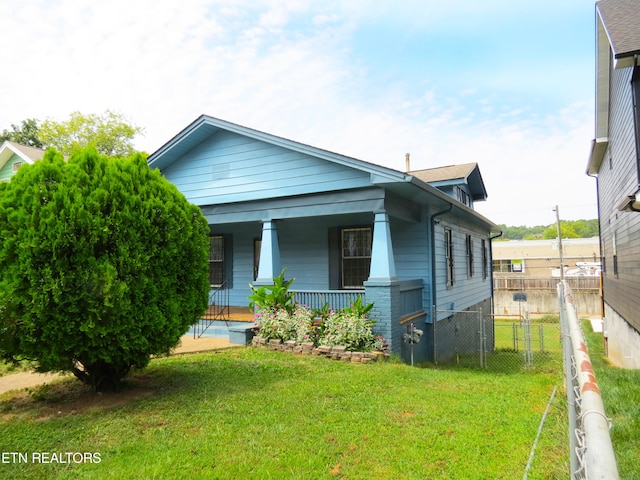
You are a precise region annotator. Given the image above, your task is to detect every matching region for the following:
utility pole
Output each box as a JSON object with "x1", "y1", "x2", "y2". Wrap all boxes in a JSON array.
[{"x1": 553, "y1": 205, "x2": 564, "y2": 281}]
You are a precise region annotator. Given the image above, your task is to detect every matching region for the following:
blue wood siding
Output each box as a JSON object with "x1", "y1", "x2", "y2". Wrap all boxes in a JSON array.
[
  {"x1": 215, "y1": 213, "x2": 375, "y2": 307},
  {"x1": 162, "y1": 130, "x2": 371, "y2": 206},
  {"x1": 390, "y1": 216, "x2": 430, "y2": 283},
  {"x1": 434, "y1": 217, "x2": 492, "y2": 320}
]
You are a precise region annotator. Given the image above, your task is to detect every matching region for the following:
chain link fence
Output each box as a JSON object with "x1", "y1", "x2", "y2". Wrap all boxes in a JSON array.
[{"x1": 433, "y1": 309, "x2": 561, "y2": 372}]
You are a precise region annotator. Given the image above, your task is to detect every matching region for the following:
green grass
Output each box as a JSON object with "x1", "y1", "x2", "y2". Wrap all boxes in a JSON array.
[
  {"x1": 0, "y1": 347, "x2": 567, "y2": 479},
  {"x1": 582, "y1": 322, "x2": 640, "y2": 479}
]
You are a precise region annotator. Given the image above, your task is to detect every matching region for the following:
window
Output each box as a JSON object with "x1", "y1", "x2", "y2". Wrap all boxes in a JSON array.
[
  {"x1": 341, "y1": 227, "x2": 372, "y2": 289},
  {"x1": 482, "y1": 239, "x2": 488, "y2": 279},
  {"x1": 445, "y1": 227, "x2": 454, "y2": 287},
  {"x1": 209, "y1": 235, "x2": 225, "y2": 287},
  {"x1": 612, "y1": 233, "x2": 618, "y2": 278},
  {"x1": 12, "y1": 161, "x2": 23, "y2": 173},
  {"x1": 466, "y1": 234, "x2": 474, "y2": 278},
  {"x1": 454, "y1": 186, "x2": 471, "y2": 207},
  {"x1": 492, "y1": 259, "x2": 524, "y2": 273},
  {"x1": 631, "y1": 66, "x2": 640, "y2": 169}
]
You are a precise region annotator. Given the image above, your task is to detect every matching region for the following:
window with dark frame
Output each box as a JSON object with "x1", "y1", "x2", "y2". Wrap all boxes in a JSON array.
[
  {"x1": 612, "y1": 233, "x2": 618, "y2": 278},
  {"x1": 482, "y1": 239, "x2": 488, "y2": 279},
  {"x1": 445, "y1": 227, "x2": 454, "y2": 287},
  {"x1": 631, "y1": 66, "x2": 640, "y2": 171},
  {"x1": 466, "y1": 234, "x2": 474, "y2": 278},
  {"x1": 341, "y1": 227, "x2": 372, "y2": 289},
  {"x1": 209, "y1": 235, "x2": 225, "y2": 287}
]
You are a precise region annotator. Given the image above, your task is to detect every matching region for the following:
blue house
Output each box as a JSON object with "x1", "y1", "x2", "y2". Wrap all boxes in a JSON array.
[{"x1": 147, "y1": 115, "x2": 501, "y2": 363}]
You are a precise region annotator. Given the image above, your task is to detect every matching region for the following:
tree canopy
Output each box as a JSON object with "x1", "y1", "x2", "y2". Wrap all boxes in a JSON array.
[
  {"x1": 0, "y1": 147, "x2": 210, "y2": 391},
  {"x1": 497, "y1": 219, "x2": 599, "y2": 240},
  {"x1": 1, "y1": 111, "x2": 144, "y2": 157},
  {"x1": 0, "y1": 118, "x2": 43, "y2": 148},
  {"x1": 38, "y1": 110, "x2": 144, "y2": 156}
]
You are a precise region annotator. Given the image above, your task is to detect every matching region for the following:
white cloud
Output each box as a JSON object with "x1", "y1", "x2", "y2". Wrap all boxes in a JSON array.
[{"x1": 2, "y1": 0, "x2": 597, "y2": 226}]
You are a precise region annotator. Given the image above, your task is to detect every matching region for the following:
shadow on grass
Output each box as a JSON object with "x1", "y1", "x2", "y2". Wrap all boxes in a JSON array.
[{"x1": 0, "y1": 348, "x2": 292, "y2": 419}]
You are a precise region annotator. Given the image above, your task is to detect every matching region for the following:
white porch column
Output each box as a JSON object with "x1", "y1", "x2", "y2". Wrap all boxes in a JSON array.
[
  {"x1": 368, "y1": 212, "x2": 397, "y2": 281},
  {"x1": 256, "y1": 220, "x2": 281, "y2": 283}
]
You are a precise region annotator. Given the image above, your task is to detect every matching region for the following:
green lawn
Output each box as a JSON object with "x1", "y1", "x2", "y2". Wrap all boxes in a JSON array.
[
  {"x1": 0, "y1": 346, "x2": 567, "y2": 479},
  {"x1": 582, "y1": 322, "x2": 640, "y2": 479}
]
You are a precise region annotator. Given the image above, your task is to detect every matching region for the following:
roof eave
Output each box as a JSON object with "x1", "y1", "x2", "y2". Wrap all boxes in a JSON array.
[{"x1": 587, "y1": 137, "x2": 609, "y2": 175}]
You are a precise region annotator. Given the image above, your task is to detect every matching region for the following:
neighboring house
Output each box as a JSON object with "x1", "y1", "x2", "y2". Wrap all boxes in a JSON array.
[
  {"x1": 0, "y1": 141, "x2": 45, "y2": 182},
  {"x1": 587, "y1": 0, "x2": 640, "y2": 368},
  {"x1": 148, "y1": 115, "x2": 501, "y2": 363}
]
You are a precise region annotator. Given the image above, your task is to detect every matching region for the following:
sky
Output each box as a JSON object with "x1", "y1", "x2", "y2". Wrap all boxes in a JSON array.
[{"x1": 2, "y1": 0, "x2": 599, "y2": 227}]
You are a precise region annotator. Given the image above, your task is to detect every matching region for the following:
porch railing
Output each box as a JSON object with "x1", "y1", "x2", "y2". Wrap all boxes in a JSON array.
[
  {"x1": 399, "y1": 279, "x2": 424, "y2": 319},
  {"x1": 292, "y1": 290, "x2": 364, "y2": 311},
  {"x1": 293, "y1": 279, "x2": 424, "y2": 319},
  {"x1": 193, "y1": 281, "x2": 230, "y2": 338}
]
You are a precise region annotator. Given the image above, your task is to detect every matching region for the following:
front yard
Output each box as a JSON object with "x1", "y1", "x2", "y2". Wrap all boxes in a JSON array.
[{"x1": 0, "y1": 346, "x2": 566, "y2": 479}]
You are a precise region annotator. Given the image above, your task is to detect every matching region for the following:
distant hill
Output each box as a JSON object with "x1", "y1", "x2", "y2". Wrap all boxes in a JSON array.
[{"x1": 497, "y1": 219, "x2": 599, "y2": 240}]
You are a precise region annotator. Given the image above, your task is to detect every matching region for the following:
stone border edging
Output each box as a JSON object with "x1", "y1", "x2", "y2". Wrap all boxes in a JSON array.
[{"x1": 251, "y1": 336, "x2": 388, "y2": 363}]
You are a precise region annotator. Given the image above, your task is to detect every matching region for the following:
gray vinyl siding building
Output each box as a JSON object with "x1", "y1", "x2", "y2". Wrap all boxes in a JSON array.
[{"x1": 587, "y1": 0, "x2": 640, "y2": 368}]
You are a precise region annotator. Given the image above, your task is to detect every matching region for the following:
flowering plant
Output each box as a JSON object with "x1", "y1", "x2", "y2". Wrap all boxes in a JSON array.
[
  {"x1": 250, "y1": 275, "x2": 387, "y2": 352},
  {"x1": 321, "y1": 311, "x2": 385, "y2": 352}
]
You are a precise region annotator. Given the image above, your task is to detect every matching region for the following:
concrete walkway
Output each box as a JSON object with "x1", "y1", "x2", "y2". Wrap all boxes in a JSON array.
[{"x1": 0, "y1": 335, "x2": 238, "y2": 395}]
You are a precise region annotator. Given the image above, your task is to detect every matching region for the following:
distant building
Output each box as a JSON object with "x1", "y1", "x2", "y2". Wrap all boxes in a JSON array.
[
  {"x1": 586, "y1": 0, "x2": 640, "y2": 368},
  {"x1": 492, "y1": 238, "x2": 601, "y2": 279}
]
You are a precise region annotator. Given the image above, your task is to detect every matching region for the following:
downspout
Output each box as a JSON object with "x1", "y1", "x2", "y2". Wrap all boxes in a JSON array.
[
  {"x1": 489, "y1": 230, "x2": 503, "y2": 324},
  {"x1": 429, "y1": 203, "x2": 453, "y2": 362},
  {"x1": 587, "y1": 169, "x2": 606, "y2": 322}
]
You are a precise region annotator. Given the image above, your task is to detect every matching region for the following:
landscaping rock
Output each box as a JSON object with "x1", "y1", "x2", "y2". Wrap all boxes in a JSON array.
[{"x1": 251, "y1": 338, "x2": 386, "y2": 364}]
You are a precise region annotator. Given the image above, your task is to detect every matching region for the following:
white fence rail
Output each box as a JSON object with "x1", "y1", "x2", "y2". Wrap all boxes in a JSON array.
[{"x1": 558, "y1": 281, "x2": 618, "y2": 479}]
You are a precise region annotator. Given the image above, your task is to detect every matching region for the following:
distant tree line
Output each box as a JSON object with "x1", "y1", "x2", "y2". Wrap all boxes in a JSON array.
[{"x1": 497, "y1": 219, "x2": 599, "y2": 240}]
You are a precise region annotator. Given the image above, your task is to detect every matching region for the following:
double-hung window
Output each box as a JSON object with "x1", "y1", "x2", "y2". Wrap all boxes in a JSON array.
[
  {"x1": 209, "y1": 235, "x2": 225, "y2": 287},
  {"x1": 466, "y1": 234, "x2": 474, "y2": 278},
  {"x1": 341, "y1": 227, "x2": 372, "y2": 289},
  {"x1": 445, "y1": 227, "x2": 454, "y2": 288},
  {"x1": 482, "y1": 239, "x2": 488, "y2": 279}
]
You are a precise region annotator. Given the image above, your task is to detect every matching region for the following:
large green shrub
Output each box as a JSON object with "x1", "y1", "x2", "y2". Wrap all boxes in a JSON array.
[{"x1": 0, "y1": 147, "x2": 210, "y2": 391}]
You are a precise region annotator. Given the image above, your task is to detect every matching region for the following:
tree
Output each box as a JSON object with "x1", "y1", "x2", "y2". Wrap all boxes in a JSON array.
[
  {"x1": 542, "y1": 222, "x2": 580, "y2": 239},
  {"x1": 0, "y1": 118, "x2": 43, "y2": 148},
  {"x1": 38, "y1": 110, "x2": 144, "y2": 157},
  {"x1": 0, "y1": 147, "x2": 210, "y2": 391}
]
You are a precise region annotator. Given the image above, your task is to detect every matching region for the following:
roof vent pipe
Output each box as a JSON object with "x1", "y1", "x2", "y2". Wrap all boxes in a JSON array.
[{"x1": 405, "y1": 153, "x2": 410, "y2": 172}]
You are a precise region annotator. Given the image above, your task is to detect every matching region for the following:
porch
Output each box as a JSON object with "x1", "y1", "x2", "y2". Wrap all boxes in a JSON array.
[{"x1": 192, "y1": 279, "x2": 426, "y2": 353}]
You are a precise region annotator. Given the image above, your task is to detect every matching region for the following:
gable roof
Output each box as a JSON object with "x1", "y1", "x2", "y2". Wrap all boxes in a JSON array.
[
  {"x1": 148, "y1": 114, "x2": 500, "y2": 232},
  {"x1": 0, "y1": 140, "x2": 46, "y2": 171},
  {"x1": 409, "y1": 163, "x2": 488, "y2": 201},
  {"x1": 148, "y1": 114, "x2": 405, "y2": 183}
]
